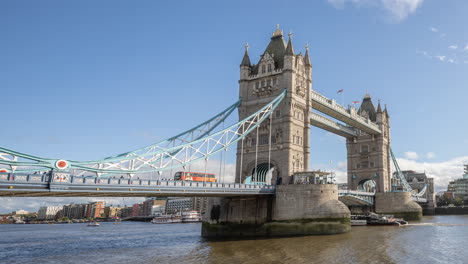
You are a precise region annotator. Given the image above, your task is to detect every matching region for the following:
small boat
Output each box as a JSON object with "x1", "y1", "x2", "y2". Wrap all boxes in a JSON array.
[
  {"x1": 87, "y1": 222, "x2": 100, "y2": 226},
  {"x1": 14, "y1": 220, "x2": 26, "y2": 224}
]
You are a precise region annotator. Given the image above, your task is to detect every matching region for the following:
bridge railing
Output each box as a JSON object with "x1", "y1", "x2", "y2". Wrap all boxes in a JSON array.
[{"x1": 0, "y1": 172, "x2": 276, "y2": 191}]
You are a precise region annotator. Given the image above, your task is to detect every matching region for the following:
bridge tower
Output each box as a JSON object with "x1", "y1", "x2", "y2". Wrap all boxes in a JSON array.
[
  {"x1": 346, "y1": 95, "x2": 392, "y2": 193},
  {"x1": 235, "y1": 26, "x2": 312, "y2": 185}
]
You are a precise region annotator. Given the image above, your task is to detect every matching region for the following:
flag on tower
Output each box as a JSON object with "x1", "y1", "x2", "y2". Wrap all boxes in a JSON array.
[
  {"x1": 352, "y1": 101, "x2": 360, "y2": 104},
  {"x1": 337, "y1": 89, "x2": 344, "y2": 93}
]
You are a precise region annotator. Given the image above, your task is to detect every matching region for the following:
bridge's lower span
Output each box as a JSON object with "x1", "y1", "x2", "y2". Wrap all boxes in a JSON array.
[{"x1": 0, "y1": 173, "x2": 275, "y2": 197}]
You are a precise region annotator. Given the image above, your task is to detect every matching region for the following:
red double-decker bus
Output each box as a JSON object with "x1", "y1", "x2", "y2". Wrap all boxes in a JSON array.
[{"x1": 174, "y1": 171, "x2": 216, "y2": 182}]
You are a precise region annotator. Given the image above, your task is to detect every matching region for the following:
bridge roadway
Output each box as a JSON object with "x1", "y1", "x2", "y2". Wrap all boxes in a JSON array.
[
  {"x1": 0, "y1": 173, "x2": 275, "y2": 197},
  {"x1": 0, "y1": 172, "x2": 426, "y2": 203}
]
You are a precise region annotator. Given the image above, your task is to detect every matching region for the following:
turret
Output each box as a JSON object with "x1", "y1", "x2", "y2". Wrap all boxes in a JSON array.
[
  {"x1": 284, "y1": 33, "x2": 295, "y2": 71},
  {"x1": 240, "y1": 43, "x2": 251, "y2": 80}
]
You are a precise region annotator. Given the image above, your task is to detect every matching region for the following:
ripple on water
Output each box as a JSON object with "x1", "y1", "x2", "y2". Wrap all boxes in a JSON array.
[{"x1": 1, "y1": 216, "x2": 467, "y2": 264}]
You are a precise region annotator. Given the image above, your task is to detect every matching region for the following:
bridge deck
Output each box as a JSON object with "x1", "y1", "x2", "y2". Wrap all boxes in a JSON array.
[{"x1": 0, "y1": 173, "x2": 275, "y2": 197}]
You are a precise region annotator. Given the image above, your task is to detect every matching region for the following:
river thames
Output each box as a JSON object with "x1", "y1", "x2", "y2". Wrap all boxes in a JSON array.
[{"x1": 1, "y1": 215, "x2": 467, "y2": 264}]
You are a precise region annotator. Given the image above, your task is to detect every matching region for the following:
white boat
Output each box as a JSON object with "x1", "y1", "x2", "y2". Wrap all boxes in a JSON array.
[
  {"x1": 182, "y1": 211, "x2": 201, "y2": 223},
  {"x1": 87, "y1": 222, "x2": 100, "y2": 226},
  {"x1": 14, "y1": 220, "x2": 26, "y2": 224},
  {"x1": 151, "y1": 214, "x2": 182, "y2": 224}
]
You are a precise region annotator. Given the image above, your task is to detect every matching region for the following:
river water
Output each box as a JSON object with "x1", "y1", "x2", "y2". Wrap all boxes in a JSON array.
[{"x1": 0, "y1": 215, "x2": 467, "y2": 264}]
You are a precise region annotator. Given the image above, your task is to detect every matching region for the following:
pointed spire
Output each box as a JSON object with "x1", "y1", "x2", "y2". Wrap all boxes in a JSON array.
[
  {"x1": 285, "y1": 32, "x2": 294, "y2": 56},
  {"x1": 377, "y1": 99, "x2": 382, "y2": 113},
  {"x1": 240, "y1": 43, "x2": 251, "y2": 67},
  {"x1": 384, "y1": 104, "x2": 390, "y2": 118},
  {"x1": 304, "y1": 43, "x2": 311, "y2": 66}
]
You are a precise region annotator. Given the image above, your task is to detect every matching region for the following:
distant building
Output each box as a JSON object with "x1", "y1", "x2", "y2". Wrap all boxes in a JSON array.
[
  {"x1": 192, "y1": 197, "x2": 209, "y2": 216},
  {"x1": 104, "y1": 206, "x2": 122, "y2": 218},
  {"x1": 60, "y1": 203, "x2": 88, "y2": 219},
  {"x1": 38, "y1": 206, "x2": 62, "y2": 220},
  {"x1": 165, "y1": 198, "x2": 193, "y2": 214},
  {"x1": 464, "y1": 164, "x2": 468, "y2": 179},
  {"x1": 132, "y1": 203, "x2": 141, "y2": 217},
  {"x1": 85, "y1": 202, "x2": 105, "y2": 218},
  {"x1": 12, "y1": 210, "x2": 32, "y2": 215},
  {"x1": 120, "y1": 206, "x2": 134, "y2": 218},
  {"x1": 142, "y1": 198, "x2": 166, "y2": 216},
  {"x1": 151, "y1": 205, "x2": 165, "y2": 215}
]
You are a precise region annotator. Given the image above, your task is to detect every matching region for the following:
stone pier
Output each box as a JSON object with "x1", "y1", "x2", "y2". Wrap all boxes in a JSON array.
[
  {"x1": 375, "y1": 192, "x2": 422, "y2": 221},
  {"x1": 201, "y1": 184, "x2": 351, "y2": 238}
]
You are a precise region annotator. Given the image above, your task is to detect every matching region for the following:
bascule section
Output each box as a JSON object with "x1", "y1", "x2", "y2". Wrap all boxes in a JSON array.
[{"x1": 236, "y1": 26, "x2": 311, "y2": 186}]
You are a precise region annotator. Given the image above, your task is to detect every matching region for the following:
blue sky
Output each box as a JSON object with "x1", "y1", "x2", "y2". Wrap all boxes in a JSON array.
[{"x1": 1, "y1": 0, "x2": 468, "y2": 212}]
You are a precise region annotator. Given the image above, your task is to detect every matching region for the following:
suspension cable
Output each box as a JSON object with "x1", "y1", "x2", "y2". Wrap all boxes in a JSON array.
[
  {"x1": 240, "y1": 137, "x2": 244, "y2": 184},
  {"x1": 254, "y1": 116, "x2": 259, "y2": 183}
]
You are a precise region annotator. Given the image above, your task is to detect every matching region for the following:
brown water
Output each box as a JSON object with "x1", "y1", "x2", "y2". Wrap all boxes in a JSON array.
[{"x1": 1, "y1": 215, "x2": 467, "y2": 264}]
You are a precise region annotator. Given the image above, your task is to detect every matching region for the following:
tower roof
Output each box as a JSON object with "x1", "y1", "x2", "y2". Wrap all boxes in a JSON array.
[
  {"x1": 377, "y1": 100, "x2": 382, "y2": 113},
  {"x1": 285, "y1": 33, "x2": 294, "y2": 56},
  {"x1": 240, "y1": 43, "x2": 251, "y2": 67},
  {"x1": 358, "y1": 93, "x2": 377, "y2": 122},
  {"x1": 252, "y1": 26, "x2": 287, "y2": 74},
  {"x1": 304, "y1": 44, "x2": 311, "y2": 67}
]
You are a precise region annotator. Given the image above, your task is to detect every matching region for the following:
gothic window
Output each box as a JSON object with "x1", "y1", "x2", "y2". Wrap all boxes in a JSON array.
[
  {"x1": 275, "y1": 110, "x2": 281, "y2": 118},
  {"x1": 262, "y1": 65, "x2": 266, "y2": 74},
  {"x1": 271, "y1": 134, "x2": 276, "y2": 144},
  {"x1": 255, "y1": 82, "x2": 260, "y2": 89},
  {"x1": 258, "y1": 134, "x2": 269, "y2": 145},
  {"x1": 370, "y1": 161, "x2": 375, "y2": 168},
  {"x1": 361, "y1": 145, "x2": 369, "y2": 153},
  {"x1": 357, "y1": 164, "x2": 361, "y2": 169},
  {"x1": 273, "y1": 78, "x2": 278, "y2": 85},
  {"x1": 267, "y1": 64, "x2": 272, "y2": 72},
  {"x1": 361, "y1": 161, "x2": 368, "y2": 168},
  {"x1": 261, "y1": 80, "x2": 265, "y2": 87},
  {"x1": 267, "y1": 79, "x2": 271, "y2": 86}
]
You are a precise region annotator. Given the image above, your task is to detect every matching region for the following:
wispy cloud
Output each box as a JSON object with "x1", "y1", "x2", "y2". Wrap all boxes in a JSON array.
[
  {"x1": 449, "y1": 45, "x2": 458, "y2": 50},
  {"x1": 430, "y1": 27, "x2": 438, "y2": 33},
  {"x1": 426, "y1": 152, "x2": 436, "y2": 159},
  {"x1": 404, "y1": 151, "x2": 419, "y2": 160},
  {"x1": 327, "y1": 0, "x2": 425, "y2": 22}
]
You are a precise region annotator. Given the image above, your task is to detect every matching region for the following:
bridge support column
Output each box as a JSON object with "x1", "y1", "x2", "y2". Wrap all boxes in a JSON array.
[
  {"x1": 202, "y1": 184, "x2": 350, "y2": 238},
  {"x1": 375, "y1": 192, "x2": 422, "y2": 221}
]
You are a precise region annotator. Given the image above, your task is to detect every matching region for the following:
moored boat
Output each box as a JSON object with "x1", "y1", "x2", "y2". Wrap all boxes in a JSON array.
[{"x1": 182, "y1": 211, "x2": 201, "y2": 223}]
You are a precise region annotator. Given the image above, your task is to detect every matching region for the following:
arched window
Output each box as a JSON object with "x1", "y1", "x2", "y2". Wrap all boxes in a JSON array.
[
  {"x1": 262, "y1": 65, "x2": 266, "y2": 73},
  {"x1": 267, "y1": 64, "x2": 272, "y2": 72}
]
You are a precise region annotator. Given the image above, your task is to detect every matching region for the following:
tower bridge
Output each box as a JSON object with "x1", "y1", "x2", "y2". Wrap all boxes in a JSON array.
[{"x1": 0, "y1": 26, "x2": 424, "y2": 237}]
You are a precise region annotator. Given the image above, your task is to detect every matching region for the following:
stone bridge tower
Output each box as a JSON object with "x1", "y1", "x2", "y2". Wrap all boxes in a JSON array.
[
  {"x1": 346, "y1": 95, "x2": 392, "y2": 193},
  {"x1": 235, "y1": 27, "x2": 312, "y2": 185}
]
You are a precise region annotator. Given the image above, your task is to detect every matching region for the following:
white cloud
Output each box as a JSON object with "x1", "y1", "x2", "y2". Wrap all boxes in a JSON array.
[
  {"x1": 404, "y1": 151, "x2": 419, "y2": 160},
  {"x1": 426, "y1": 152, "x2": 436, "y2": 159},
  {"x1": 396, "y1": 156, "x2": 468, "y2": 191},
  {"x1": 447, "y1": 59, "x2": 455, "y2": 64},
  {"x1": 465, "y1": 45, "x2": 468, "y2": 51},
  {"x1": 435, "y1": 55, "x2": 446, "y2": 61},
  {"x1": 381, "y1": 0, "x2": 424, "y2": 21},
  {"x1": 327, "y1": 0, "x2": 425, "y2": 21},
  {"x1": 449, "y1": 45, "x2": 458, "y2": 50},
  {"x1": 430, "y1": 27, "x2": 438, "y2": 33}
]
